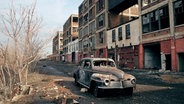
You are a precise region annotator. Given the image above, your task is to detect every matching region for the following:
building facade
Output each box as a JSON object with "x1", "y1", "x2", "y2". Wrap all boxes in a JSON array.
[
  {"x1": 78, "y1": 0, "x2": 108, "y2": 61},
  {"x1": 68, "y1": 39, "x2": 79, "y2": 63},
  {"x1": 139, "y1": 0, "x2": 184, "y2": 71},
  {"x1": 107, "y1": 0, "x2": 139, "y2": 68},
  {"x1": 75, "y1": 0, "x2": 184, "y2": 71},
  {"x1": 63, "y1": 14, "x2": 79, "y2": 63},
  {"x1": 52, "y1": 31, "x2": 63, "y2": 61}
]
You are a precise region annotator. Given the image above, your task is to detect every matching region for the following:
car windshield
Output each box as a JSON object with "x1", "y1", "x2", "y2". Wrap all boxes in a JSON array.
[{"x1": 93, "y1": 60, "x2": 116, "y2": 67}]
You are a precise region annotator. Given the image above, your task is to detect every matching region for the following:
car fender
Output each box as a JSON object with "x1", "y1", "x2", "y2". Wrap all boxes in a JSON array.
[{"x1": 90, "y1": 73, "x2": 103, "y2": 82}]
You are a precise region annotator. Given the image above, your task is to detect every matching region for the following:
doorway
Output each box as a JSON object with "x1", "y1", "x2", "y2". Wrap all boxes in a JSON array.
[
  {"x1": 144, "y1": 44, "x2": 161, "y2": 69},
  {"x1": 72, "y1": 52, "x2": 75, "y2": 63},
  {"x1": 178, "y1": 53, "x2": 184, "y2": 72},
  {"x1": 165, "y1": 54, "x2": 171, "y2": 70}
]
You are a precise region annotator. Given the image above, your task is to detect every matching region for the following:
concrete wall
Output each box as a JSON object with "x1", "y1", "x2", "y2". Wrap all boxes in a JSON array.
[{"x1": 107, "y1": 19, "x2": 140, "y2": 49}]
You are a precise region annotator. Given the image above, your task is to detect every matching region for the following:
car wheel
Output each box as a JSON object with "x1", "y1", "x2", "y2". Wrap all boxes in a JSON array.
[
  {"x1": 93, "y1": 85, "x2": 102, "y2": 97},
  {"x1": 124, "y1": 87, "x2": 133, "y2": 96}
]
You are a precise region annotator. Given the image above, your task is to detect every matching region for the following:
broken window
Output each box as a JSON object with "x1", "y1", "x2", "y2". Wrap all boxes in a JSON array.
[
  {"x1": 89, "y1": 8, "x2": 92, "y2": 21},
  {"x1": 84, "y1": 0, "x2": 88, "y2": 10},
  {"x1": 89, "y1": 0, "x2": 92, "y2": 6},
  {"x1": 118, "y1": 27, "x2": 122, "y2": 41},
  {"x1": 99, "y1": 31, "x2": 104, "y2": 44},
  {"x1": 112, "y1": 30, "x2": 116, "y2": 42},
  {"x1": 96, "y1": 0, "x2": 104, "y2": 12},
  {"x1": 84, "y1": 13, "x2": 88, "y2": 24},
  {"x1": 160, "y1": 6, "x2": 169, "y2": 29},
  {"x1": 97, "y1": 13, "x2": 105, "y2": 29},
  {"x1": 150, "y1": 10, "x2": 159, "y2": 31},
  {"x1": 92, "y1": 36, "x2": 95, "y2": 48},
  {"x1": 73, "y1": 27, "x2": 78, "y2": 32},
  {"x1": 83, "y1": 26, "x2": 88, "y2": 36},
  {"x1": 73, "y1": 17, "x2": 78, "y2": 22},
  {"x1": 83, "y1": 40, "x2": 88, "y2": 48},
  {"x1": 89, "y1": 6, "x2": 95, "y2": 21},
  {"x1": 142, "y1": 5, "x2": 169, "y2": 34},
  {"x1": 142, "y1": 14, "x2": 150, "y2": 33},
  {"x1": 79, "y1": 16, "x2": 83, "y2": 27},
  {"x1": 174, "y1": 0, "x2": 184, "y2": 26},
  {"x1": 79, "y1": 4, "x2": 83, "y2": 14},
  {"x1": 89, "y1": 21, "x2": 95, "y2": 34},
  {"x1": 142, "y1": 0, "x2": 158, "y2": 7},
  {"x1": 79, "y1": 41, "x2": 82, "y2": 51},
  {"x1": 79, "y1": 29, "x2": 83, "y2": 38},
  {"x1": 126, "y1": 24, "x2": 130, "y2": 39}
]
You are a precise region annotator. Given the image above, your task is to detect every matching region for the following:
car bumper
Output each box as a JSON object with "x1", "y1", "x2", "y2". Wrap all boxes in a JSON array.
[{"x1": 98, "y1": 80, "x2": 136, "y2": 89}]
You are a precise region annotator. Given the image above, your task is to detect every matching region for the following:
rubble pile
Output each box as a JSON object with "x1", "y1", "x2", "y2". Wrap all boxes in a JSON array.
[{"x1": 11, "y1": 77, "x2": 79, "y2": 104}]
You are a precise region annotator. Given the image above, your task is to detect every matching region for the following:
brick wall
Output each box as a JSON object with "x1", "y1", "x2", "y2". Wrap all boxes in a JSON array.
[
  {"x1": 139, "y1": 44, "x2": 144, "y2": 69},
  {"x1": 176, "y1": 38, "x2": 184, "y2": 53},
  {"x1": 108, "y1": 13, "x2": 121, "y2": 28},
  {"x1": 161, "y1": 40, "x2": 171, "y2": 54}
]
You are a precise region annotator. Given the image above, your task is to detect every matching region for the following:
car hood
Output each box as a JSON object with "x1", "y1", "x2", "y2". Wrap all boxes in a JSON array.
[{"x1": 93, "y1": 66, "x2": 125, "y2": 78}]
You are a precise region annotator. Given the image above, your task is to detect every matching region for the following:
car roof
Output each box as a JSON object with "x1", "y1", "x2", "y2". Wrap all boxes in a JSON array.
[{"x1": 82, "y1": 58, "x2": 114, "y2": 61}]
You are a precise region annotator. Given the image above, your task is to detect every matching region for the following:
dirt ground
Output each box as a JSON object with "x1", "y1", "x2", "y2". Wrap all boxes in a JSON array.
[
  {"x1": 9, "y1": 72, "x2": 78, "y2": 104},
  {"x1": 2, "y1": 61, "x2": 184, "y2": 104},
  {"x1": 160, "y1": 74, "x2": 184, "y2": 83}
]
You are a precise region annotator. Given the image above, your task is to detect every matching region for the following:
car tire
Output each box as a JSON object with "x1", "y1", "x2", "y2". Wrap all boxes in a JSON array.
[
  {"x1": 92, "y1": 85, "x2": 102, "y2": 97},
  {"x1": 124, "y1": 87, "x2": 133, "y2": 96}
]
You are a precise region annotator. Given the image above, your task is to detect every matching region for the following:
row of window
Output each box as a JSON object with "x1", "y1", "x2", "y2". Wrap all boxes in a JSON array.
[
  {"x1": 142, "y1": 0, "x2": 184, "y2": 34},
  {"x1": 142, "y1": 0, "x2": 157, "y2": 7},
  {"x1": 64, "y1": 17, "x2": 77, "y2": 31},
  {"x1": 79, "y1": 13, "x2": 104, "y2": 40},
  {"x1": 79, "y1": 11, "x2": 105, "y2": 29},
  {"x1": 78, "y1": 37, "x2": 95, "y2": 51},
  {"x1": 174, "y1": 0, "x2": 184, "y2": 25},
  {"x1": 142, "y1": 5, "x2": 169, "y2": 33},
  {"x1": 63, "y1": 44, "x2": 79, "y2": 53},
  {"x1": 79, "y1": 0, "x2": 105, "y2": 28},
  {"x1": 80, "y1": 24, "x2": 131, "y2": 46},
  {"x1": 79, "y1": 0, "x2": 105, "y2": 15},
  {"x1": 111, "y1": 24, "x2": 130, "y2": 42}
]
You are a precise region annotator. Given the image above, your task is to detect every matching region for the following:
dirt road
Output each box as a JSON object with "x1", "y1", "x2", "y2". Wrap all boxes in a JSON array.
[{"x1": 9, "y1": 60, "x2": 184, "y2": 104}]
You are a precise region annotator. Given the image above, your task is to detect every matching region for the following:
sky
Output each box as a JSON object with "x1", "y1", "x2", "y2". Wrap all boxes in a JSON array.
[{"x1": 0, "y1": 0, "x2": 83, "y2": 56}]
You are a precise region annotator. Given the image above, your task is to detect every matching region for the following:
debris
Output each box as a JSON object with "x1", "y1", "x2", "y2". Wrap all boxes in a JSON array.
[
  {"x1": 54, "y1": 86, "x2": 58, "y2": 90},
  {"x1": 80, "y1": 88, "x2": 88, "y2": 93},
  {"x1": 73, "y1": 99, "x2": 79, "y2": 104},
  {"x1": 12, "y1": 95, "x2": 24, "y2": 102}
]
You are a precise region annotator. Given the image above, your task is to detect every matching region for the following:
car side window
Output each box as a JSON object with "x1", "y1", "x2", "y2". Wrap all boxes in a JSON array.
[
  {"x1": 81, "y1": 60, "x2": 85, "y2": 68},
  {"x1": 79, "y1": 60, "x2": 85, "y2": 68},
  {"x1": 84, "y1": 60, "x2": 91, "y2": 69}
]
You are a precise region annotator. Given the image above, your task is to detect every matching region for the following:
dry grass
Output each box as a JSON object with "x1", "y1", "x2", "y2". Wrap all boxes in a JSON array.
[{"x1": 161, "y1": 75, "x2": 184, "y2": 83}]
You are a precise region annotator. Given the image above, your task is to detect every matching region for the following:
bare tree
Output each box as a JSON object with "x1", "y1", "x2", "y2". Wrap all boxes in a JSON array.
[{"x1": 0, "y1": 1, "x2": 50, "y2": 100}]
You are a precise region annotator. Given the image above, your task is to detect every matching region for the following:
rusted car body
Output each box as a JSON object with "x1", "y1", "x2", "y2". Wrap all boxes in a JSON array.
[{"x1": 73, "y1": 58, "x2": 136, "y2": 97}]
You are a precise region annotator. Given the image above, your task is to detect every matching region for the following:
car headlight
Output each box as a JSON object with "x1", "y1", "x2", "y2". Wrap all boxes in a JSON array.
[
  {"x1": 92, "y1": 73, "x2": 118, "y2": 86},
  {"x1": 104, "y1": 79, "x2": 110, "y2": 86},
  {"x1": 131, "y1": 79, "x2": 136, "y2": 84}
]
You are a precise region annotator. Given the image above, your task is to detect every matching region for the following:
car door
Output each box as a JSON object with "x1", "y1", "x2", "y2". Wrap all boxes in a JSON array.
[
  {"x1": 83, "y1": 60, "x2": 93, "y2": 86},
  {"x1": 78, "y1": 60, "x2": 86, "y2": 84}
]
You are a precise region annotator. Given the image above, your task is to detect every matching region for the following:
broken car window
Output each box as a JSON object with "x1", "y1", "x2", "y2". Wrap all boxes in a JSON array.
[{"x1": 93, "y1": 60, "x2": 115, "y2": 67}]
